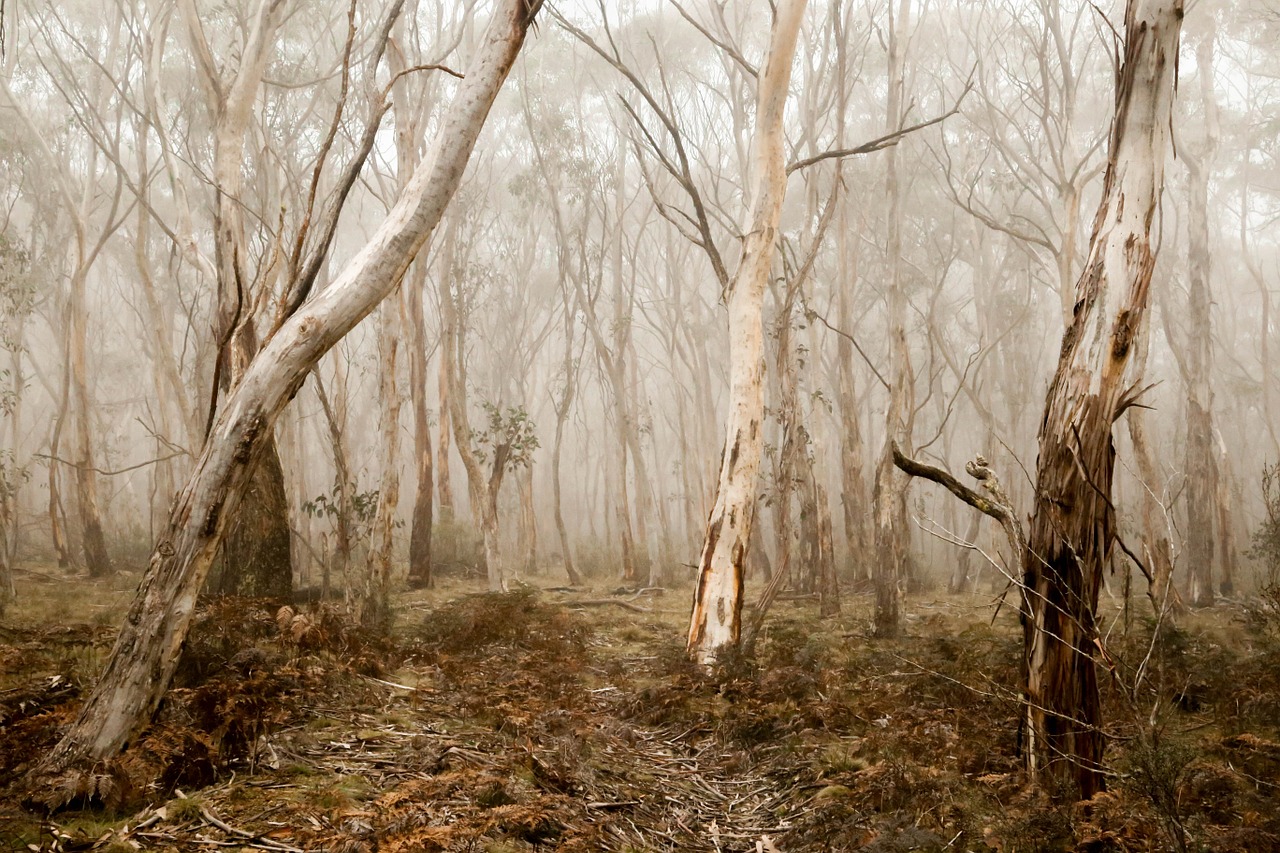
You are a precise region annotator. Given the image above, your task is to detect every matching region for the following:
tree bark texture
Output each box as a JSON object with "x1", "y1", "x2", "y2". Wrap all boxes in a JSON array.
[
  {"x1": 687, "y1": 0, "x2": 807, "y2": 665},
  {"x1": 1183, "y1": 23, "x2": 1219, "y2": 608},
  {"x1": 406, "y1": 264, "x2": 435, "y2": 589},
  {"x1": 208, "y1": 436, "x2": 291, "y2": 598},
  {"x1": 191, "y1": 0, "x2": 294, "y2": 600},
  {"x1": 871, "y1": 0, "x2": 913, "y2": 638},
  {"x1": 30, "y1": 0, "x2": 542, "y2": 777},
  {"x1": 357, "y1": 297, "x2": 402, "y2": 630},
  {"x1": 1021, "y1": 0, "x2": 1182, "y2": 800}
]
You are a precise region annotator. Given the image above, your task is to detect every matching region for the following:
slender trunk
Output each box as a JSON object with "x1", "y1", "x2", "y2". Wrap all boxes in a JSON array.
[
  {"x1": 688, "y1": 0, "x2": 806, "y2": 664},
  {"x1": 311, "y1": 364, "x2": 352, "y2": 599},
  {"x1": 438, "y1": 223, "x2": 503, "y2": 592},
  {"x1": 835, "y1": 231, "x2": 871, "y2": 577},
  {"x1": 815, "y1": 478, "x2": 839, "y2": 617},
  {"x1": 614, "y1": 399, "x2": 637, "y2": 582},
  {"x1": 872, "y1": 0, "x2": 913, "y2": 638},
  {"x1": 1021, "y1": 0, "x2": 1182, "y2": 799},
  {"x1": 1213, "y1": 454, "x2": 1237, "y2": 596},
  {"x1": 8, "y1": 324, "x2": 23, "y2": 570},
  {"x1": 68, "y1": 262, "x2": 111, "y2": 577},
  {"x1": 1128, "y1": 406, "x2": 1180, "y2": 614},
  {"x1": 48, "y1": 321, "x2": 75, "y2": 570},
  {"x1": 551, "y1": 398, "x2": 579, "y2": 584},
  {"x1": 1183, "y1": 25, "x2": 1219, "y2": 608},
  {"x1": 392, "y1": 31, "x2": 434, "y2": 592},
  {"x1": 436, "y1": 355, "x2": 455, "y2": 523},
  {"x1": 951, "y1": 510, "x2": 982, "y2": 594},
  {"x1": 406, "y1": 271, "x2": 435, "y2": 589},
  {"x1": 356, "y1": 298, "x2": 402, "y2": 629},
  {"x1": 517, "y1": 465, "x2": 536, "y2": 576}
]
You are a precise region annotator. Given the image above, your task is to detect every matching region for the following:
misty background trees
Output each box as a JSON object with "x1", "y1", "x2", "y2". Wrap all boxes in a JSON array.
[{"x1": 0, "y1": 0, "x2": 1276, "y2": 793}]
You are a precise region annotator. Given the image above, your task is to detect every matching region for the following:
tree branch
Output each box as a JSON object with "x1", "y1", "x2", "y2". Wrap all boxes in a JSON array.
[{"x1": 786, "y1": 78, "x2": 973, "y2": 175}]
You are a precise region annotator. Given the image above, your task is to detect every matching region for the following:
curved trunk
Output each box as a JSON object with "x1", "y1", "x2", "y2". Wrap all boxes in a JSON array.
[{"x1": 29, "y1": 0, "x2": 541, "y2": 777}]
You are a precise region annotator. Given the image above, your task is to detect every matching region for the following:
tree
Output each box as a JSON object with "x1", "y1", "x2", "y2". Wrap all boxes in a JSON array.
[
  {"x1": 1020, "y1": 0, "x2": 1183, "y2": 799},
  {"x1": 687, "y1": 0, "x2": 807, "y2": 665},
  {"x1": 870, "y1": 0, "x2": 915, "y2": 638},
  {"x1": 29, "y1": 0, "x2": 544, "y2": 783}
]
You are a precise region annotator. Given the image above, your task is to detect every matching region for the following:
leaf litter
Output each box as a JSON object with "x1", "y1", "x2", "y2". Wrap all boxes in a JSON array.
[{"x1": 1, "y1": 586, "x2": 1279, "y2": 851}]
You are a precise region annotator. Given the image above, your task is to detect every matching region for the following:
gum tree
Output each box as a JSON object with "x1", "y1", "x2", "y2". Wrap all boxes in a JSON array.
[{"x1": 29, "y1": 0, "x2": 544, "y2": 785}]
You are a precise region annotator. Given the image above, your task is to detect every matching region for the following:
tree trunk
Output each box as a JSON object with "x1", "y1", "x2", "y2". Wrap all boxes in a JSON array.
[
  {"x1": 1128, "y1": 396, "x2": 1180, "y2": 615},
  {"x1": 517, "y1": 464, "x2": 537, "y2": 576},
  {"x1": 1183, "y1": 23, "x2": 1219, "y2": 608},
  {"x1": 815, "y1": 478, "x2": 839, "y2": 617},
  {"x1": 29, "y1": 0, "x2": 541, "y2": 779},
  {"x1": 551, "y1": 386, "x2": 580, "y2": 584},
  {"x1": 835, "y1": 233, "x2": 872, "y2": 579},
  {"x1": 1021, "y1": 0, "x2": 1182, "y2": 800},
  {"x1": 195, "y1": 0, "x2": 293, "y2": 601},
  {"x1": 66, "y1": 232, "x2": 111, "y2": 577},
  {"x1": 211, "y1": 435, "x2": 292, "y2": 598},
  {"x1": 687, "y1": 0, "x2": 806, "y2": 664},
  {"x1": 438, "y1": 220, "x2": 504, "y2": 592},
  {"x1": 356, "y1": 297, "x2": 402, "y2": 630},
  {"x1": 1213, "y1": 456, "x2": 1237, "y2": 596},
  {"x1": 950, "y1": 509, "x2": 982, "y2": 594},
  {"x1": 871, "y1": 0, "x2": 913, "y2": 639},
  {"x1": 311, "y1": 361, "x2": 353, "y2": 599},
  {"x1": 436, "y1": 354, "x2": 455, "y2": 523},
  {"x1": 406, "y1": 268, "x2": 435, "y2": 589}
]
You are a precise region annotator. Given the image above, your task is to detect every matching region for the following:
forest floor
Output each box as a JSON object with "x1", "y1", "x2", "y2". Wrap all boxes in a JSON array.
[{"x1": 1, "y1": 566, "x2": 1279, "y2": 852}]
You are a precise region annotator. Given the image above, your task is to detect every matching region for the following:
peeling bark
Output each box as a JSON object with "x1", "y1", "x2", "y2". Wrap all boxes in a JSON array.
[
  {"x1": 1021, "y1": 0, "x2": 1183, "y2": 799},
  {"x1": 688, "y1": 0, "x2": 806, "y2": 664}
]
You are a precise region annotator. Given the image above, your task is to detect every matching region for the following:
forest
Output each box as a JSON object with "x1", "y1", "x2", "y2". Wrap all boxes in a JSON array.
[{"x1": 1, "y1": 0, "x2": 1279, "y2": 850}]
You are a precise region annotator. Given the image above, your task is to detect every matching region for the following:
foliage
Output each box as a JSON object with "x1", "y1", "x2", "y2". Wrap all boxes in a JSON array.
[
  {"x1": 1247, "y1": 462, "x2": 1280, "y2": 632},
  {"x1": 6, "y1": 589, "x2": 1280, "y2": 849},
  {"x1": 302, "y1": 482, "x2": 390, "y2": 546},
  {"x1": 471, "y1": 402, "x2": 539, "y2": 470},
  {"x1": 415, "y1": 588, "x2": 587, "y2": 659},
  {"x1": 0, "y1": 232, "x2": 36, "y2": 355}
]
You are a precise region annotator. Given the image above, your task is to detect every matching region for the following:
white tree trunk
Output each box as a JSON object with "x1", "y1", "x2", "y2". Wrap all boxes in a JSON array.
[
  {"x1": 687, "y1": 0, "x2": 807, "y2": 665},
  {"x1": 31, "y1": 0, "x2": 543, "y2": 777}
]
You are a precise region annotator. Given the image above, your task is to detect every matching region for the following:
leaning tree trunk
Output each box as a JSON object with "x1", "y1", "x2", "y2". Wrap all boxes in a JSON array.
[
  {"x1": 28, "y1": 0, "x2": 542, "y2": 782},
  {"x1": 687, "y1": 0, "x2": 806, "y2": 665},
  {"x1": 1021, "y1": 0, "x2": 1182, "y2": 800}
]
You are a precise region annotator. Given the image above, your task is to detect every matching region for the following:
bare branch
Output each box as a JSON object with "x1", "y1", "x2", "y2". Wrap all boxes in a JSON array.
[{"x1": 786, "y1": 78, "x2": 973, "y2": 175}]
